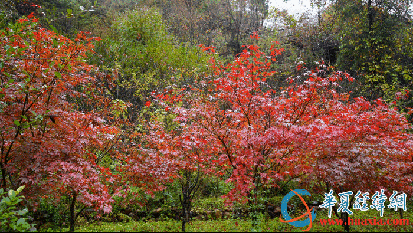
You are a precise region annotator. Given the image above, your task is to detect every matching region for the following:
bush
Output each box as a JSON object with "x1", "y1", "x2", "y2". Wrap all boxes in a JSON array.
[
  {"x1": 89, "y1": 7, "x2": 214, "y2": 112},
  {"x1": 0, "y1": 186, "x2": 36, "y2": 232},
  {"x1": 32, "y1": 196, "x2": 70, "y2": 231}
]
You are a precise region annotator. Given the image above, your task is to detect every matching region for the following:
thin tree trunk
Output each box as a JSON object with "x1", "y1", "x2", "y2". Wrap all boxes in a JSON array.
[
  {"x1": 367, "y1": 0, "x2": 373, "y2": 33},
  {"x1": 180, "y1": 167, "x2": 201, "y2": 232},
  {"x1": 341, "y1": 212, "x2": 349, "y2": 232},
  {"x1": 69, "y1": 191, "x2": 77, "y2": 232},
  {"x1": 0, "y1": 165, "x2": 7, "y2": 189}
]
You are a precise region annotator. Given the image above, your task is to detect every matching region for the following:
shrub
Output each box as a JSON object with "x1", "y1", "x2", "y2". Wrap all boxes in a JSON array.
[{"x1": 0, "y1": 186, "x2": 36, "y2": 232}]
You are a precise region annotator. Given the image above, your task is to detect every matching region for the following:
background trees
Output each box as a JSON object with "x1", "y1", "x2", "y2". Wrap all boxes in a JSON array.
[
  {"x1": 157, "y1": 0, "x2": 269, "y2": 57},
  {"x1": 263, "y1": 0, "x2": 413, "y2": 120},
  {"x1": 309, "y1": 0, "x2": 413, "y2": 116},
  {"x1": 1, "y1": 0, "x2": 42, "y2": 27},
  {"x1": 86, "y1": 7, "x2": 216, "y2": 124}
]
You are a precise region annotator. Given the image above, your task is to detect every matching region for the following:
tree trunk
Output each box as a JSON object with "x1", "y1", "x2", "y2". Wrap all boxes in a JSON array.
[
  {"x1": 367, "y1": 0, "x2": 373, "y2": 33},
  {"x1": 69, "y1": 191, "x2": 77, "y2": 232},
  {"x1": 179, "y1": 168, "x2": 201, "y2": 232},
  {"x1": 341, "y1": 211, "x2": 349, "y2": 232},
  {"x1": 0, "y1": 165, "x2": 7, "y2": 189},
  {"x1": 180, "y1": 171, "x2": 191, "y2": 232},
  {"x1": 180, "y1": 190, "x2": 191, "y2": 232}
]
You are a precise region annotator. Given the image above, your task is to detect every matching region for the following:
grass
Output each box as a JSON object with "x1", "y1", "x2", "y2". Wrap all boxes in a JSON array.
[
  {"x1": 37, "y1": 194, "x2": 413, "y2": 232},
  {"x1": 67, "y1": 206, "x2": 413, "y2": 232}
]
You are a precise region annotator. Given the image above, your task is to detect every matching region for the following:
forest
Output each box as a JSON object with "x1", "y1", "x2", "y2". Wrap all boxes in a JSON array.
[{"x1": 1, "y1": 0, "x2": 413, "y2": 232}]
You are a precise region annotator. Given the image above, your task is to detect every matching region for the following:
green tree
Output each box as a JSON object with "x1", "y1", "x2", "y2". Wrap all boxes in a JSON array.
[
  {"x1": 90, "y1": 7, "x2": 214, "y2": 122},
  {"x1": 315, "y1": 0, "x2": 413, "y2": 115}
]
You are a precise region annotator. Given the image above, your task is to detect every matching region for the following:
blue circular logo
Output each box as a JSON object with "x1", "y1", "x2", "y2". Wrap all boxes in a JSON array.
[{"x1": 280, "y1": 189, "x2": 316, "y2": 230}]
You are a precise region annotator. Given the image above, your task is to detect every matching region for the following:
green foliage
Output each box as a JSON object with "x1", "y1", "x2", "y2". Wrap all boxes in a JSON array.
[
  {"x1": 32, "y1": 196, "x2": 70, "y2": 231},
  {"x1": 158, "y1": 0, "x2": 269, "y2": 57},
  {"x1": 198, "y1": 176, "x2": 233, "y2": 198},
  {"x1": 249, "y1": 211, "x2": 264, "y2": 232},
  {"x1": 0, "y1": 186, "x2": 36, "y2": 232},
  {"x1": 262, "y1": 7, "x2": 338, "y2": 88},
  {"x1": 89, "y1": 7, "x2": 214, "y2": 114},
  {"x1": 331, "y1": 0, "x2": 413, "y2": 108},
  {"x1": 38, "y1": 0, "x2": 97, "y2": 37},
  {"x1": 110, "y1": 185, "x2": 173, "y2": 216},
  {"x1": 110, "y1": 99, "x2": 129, "y2": 118},
  {"x1": 0, "y1": 10, "x2": 9, "y2": 29},
  {"x1": 193, "y1": 198, "x2": 226, "y2": 211},
  {"x1": 74, "y1": 203, "x2": 413, "y2": 232},
  {"x1": 0, "y1": 0, "x2": 38, "y2": 27},
  {"x1": 266, "y1": 1, "x2": 413, "y2": 119}
]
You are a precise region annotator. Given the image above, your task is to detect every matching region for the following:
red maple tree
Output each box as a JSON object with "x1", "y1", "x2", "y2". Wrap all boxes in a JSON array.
[
  {"x1": 0, "y1": 14, "x2": 121, "y2": 231},
  {"x1": 144, "y1": 33, "x2": 413, "y2": 210}
]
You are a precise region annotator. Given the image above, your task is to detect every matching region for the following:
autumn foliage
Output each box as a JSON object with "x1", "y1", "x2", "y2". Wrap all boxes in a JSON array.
[
  {"x1": 2, "y1": 11, "x2": 413, "y2": 232},
  {"x1": 0, "y1": 14, "x2": 120, "y2": 216},
  {"x1": 141, "y1": 33, "x2": 413, "y2": 206}
]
